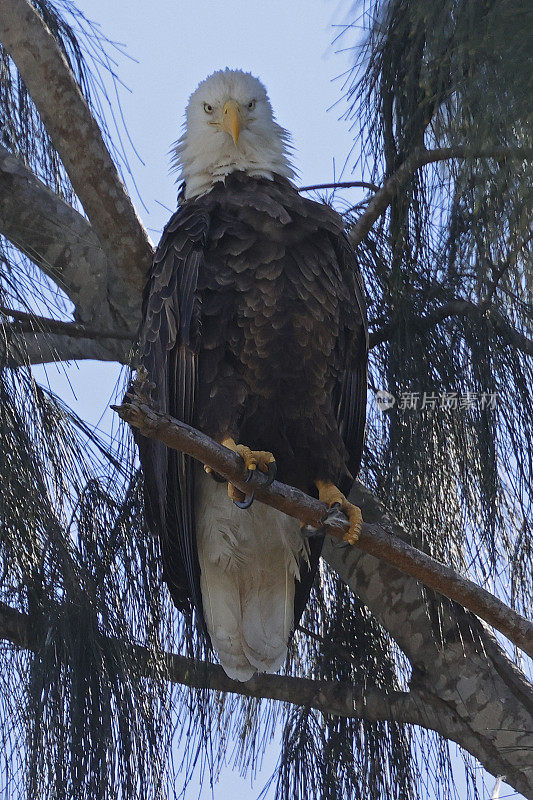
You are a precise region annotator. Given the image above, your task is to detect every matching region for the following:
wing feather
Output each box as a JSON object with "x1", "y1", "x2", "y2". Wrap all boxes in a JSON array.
[
  {"x1": 290, "y1": 198, "x2": 368, "y2": 628},
  {"x1": 333, "y1": 236, "x2": 368, "y2": 483},
  {"x1": 136, "y1": 204, "x2": 209, "y2": 622}
]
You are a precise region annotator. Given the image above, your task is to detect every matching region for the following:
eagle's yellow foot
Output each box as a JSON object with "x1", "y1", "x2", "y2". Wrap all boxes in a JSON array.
[
  {"x1": 315, "y1": 479, "x2": 363, "y2": 545},
  {"x1": 222, "y1": 437, "x2": 276, "y2": 509},
  {"x1": 222, "y1": 438, "x2": 275, "y2": 476}
]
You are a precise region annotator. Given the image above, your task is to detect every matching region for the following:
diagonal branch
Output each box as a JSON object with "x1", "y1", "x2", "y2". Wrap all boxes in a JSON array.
[
  {"x1": 0, "y1": 145, "x2": 107, "y2": 315},
  {"x1": 0, "y1": 0, "x2": 153, "y2": 291},
  {"x1": 325, "y1": 529, "x2": 533, "y2": 797},
  {"x1": 485, "y1": 307, "x2": 533, "y2": 356},
  {"x1": 0, "y1": 145, "x2": 142, "y2": 337},
  {"x1": 112, "y1": 388, "x2": 533, "y2": 659},
  {"x1": 349, "y1": 145, "x2": 533, "y2": 247}
]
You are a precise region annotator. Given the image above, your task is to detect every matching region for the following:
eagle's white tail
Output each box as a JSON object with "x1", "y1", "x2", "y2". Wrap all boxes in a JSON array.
[{"x1": 195, "y1": 468, "x2": 307, "y2": 681}]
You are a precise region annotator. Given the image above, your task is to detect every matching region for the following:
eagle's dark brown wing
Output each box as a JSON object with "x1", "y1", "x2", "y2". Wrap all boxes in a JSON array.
[
  {"x1": 293, "y1": 225, "x2": 367, "y2": 629},
  {"x1": 332, "y1": 231, "x2": 368, "y2": 488},
  {"x1": 286, "y1": 197, "x2": 368, "y2": 627},
  {"x1": 136, "y1": 204, "x2": 209, "y2": 618}
]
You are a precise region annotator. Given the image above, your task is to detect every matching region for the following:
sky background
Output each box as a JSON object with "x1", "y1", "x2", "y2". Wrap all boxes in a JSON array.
[{"x1": 30, "y1": 1, "x2": 520, "y2": 797}]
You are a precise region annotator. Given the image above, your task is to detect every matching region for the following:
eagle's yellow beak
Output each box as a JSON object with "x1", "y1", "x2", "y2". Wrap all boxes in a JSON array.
[{"x1": 221, "y1": 99, "x2": 241, "y2": 145}]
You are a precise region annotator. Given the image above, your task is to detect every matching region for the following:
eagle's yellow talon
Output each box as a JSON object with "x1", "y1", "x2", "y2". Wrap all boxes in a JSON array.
[
  {"x1": 222, "y1": 438, "x2": 275, "y2": 475},
  {"x1": 221, "y1": 438, "x2": 275, "y2": 507},
  {"x1": 315, "y1": 479, "x2": 362, "y2": 545},
  {"x1": 343, "y1": 504, "x2": 362, "y2": 544}
]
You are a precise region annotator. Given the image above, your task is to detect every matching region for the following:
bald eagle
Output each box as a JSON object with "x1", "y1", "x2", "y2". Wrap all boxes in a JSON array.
[{"x1": 136, "y1": 69, "x2": 368, "y2": 681}]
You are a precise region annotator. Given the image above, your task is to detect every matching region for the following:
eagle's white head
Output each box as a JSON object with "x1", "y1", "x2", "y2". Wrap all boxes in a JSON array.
[{"x1": 172, "y1": 69, "x2": 296, "y2": 199}]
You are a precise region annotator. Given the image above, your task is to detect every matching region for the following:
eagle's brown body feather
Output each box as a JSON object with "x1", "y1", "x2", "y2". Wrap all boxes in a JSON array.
[{"x1": 137, "y1": 171, "x2": 367, "y2": 650}]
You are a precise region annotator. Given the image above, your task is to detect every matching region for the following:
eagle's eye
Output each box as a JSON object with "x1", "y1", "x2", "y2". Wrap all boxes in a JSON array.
[
  {"x1": 248, "y1": 99, "x2": 256, "y2": 110},
  {"x1": 203, "y1": 103, "x2": 214, "y2": 114}
]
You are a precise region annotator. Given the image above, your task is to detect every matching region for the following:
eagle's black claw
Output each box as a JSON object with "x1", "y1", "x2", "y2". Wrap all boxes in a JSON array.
[
  {"x1": 233, "y1": 491, "x2": 254, "y2": 509},
  {"x1": 302, "y1": 503, "x2": 347, "y2": 541},
  {"x1": 244, "y1": 460, "x2": 276, "y2": 487},
  {"x1": 264, "y1": 460, "x2": 277, "y2": 486}
]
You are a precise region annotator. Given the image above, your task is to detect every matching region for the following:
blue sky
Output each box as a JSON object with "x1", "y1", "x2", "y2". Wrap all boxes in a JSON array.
[{"x1": 31, "y1": 1, "x2": 521, "y2": 797}]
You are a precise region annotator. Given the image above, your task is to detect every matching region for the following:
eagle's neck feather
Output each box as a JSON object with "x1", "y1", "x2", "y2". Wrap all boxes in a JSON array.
[{"x1": 172, "y1": 123, "x2": 295, "y2": 199}]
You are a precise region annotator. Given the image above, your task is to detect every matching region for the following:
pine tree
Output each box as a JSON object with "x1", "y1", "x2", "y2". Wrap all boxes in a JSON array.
[{"x1": 0, "y1": 0, "x2": 531, "y2": 797}]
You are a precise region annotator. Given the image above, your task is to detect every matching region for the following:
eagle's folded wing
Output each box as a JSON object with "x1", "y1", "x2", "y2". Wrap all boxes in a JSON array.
[{"x1": 136, "y1": 204, "x2": 209, "y2": 620}]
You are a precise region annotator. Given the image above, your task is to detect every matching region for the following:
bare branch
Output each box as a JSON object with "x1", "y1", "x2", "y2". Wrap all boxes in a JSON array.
[
  {"x1": 349, "y1": 145, "x2": 533, "y2": 247},
  {"x1": 1, "y1": 307, "x2": 133, "y2": 341},
  {"x1": 0, "y1": 0, "x2": 153, "y2": 291},
  {"x1": 112, "y1": 388, "x2": 533, "y2": 659},
  {"x1": 2, "y1": 330, "x2": 130, "y2": 365},
  {"x1": 0, "y1": 600, "x2": 460, "y2": 732},
  {"x1": 0, "y1": 145, "x2": 142, "y2": 337},
  {"x1": 370, "y1": 298, "x2": 533, "y2": 354},
  {"x1": 299, "y1": 180, "x2": 380, "y2": 192}
]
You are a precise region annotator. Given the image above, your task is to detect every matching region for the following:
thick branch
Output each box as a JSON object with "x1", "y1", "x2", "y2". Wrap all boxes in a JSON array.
[
  {"x1": 1, "y1": 596, "x2": 531, "y2": 794},
  {"x1": 0, "y1": 146, "x2": 142, "y2": 337},
  {"x1": 0, "y1": 600, "x2": 459, "y2": 732},
  {"x1": 1, "y1": 307, "x2": 133, "y2": 341},
  {"x1": 2, "y1": 330, "x2": 130, "y2": 365},
  {"x1": 0, "y1": 146, "x2": 142, "y2": 335},
  {"x1": 0, "y1": 147, "x2": 104, "y2": 313},
  {"x1": 0, "y1": 0, "x2": 153, "y2": 291},
  {"x1": 486, "y1": 307, "x2": 533, "y2": 356},
  {"x1": 112, "y1": 393, "x2": 533, "y2": 660},
  {"x1": 324, "y1": 514, "x2": 533, "y2": 797},
  {"x1": 349, "y1": 145, "x2": 533, "y2": 247}
]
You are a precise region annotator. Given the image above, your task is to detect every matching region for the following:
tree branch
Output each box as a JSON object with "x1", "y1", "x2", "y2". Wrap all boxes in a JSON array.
[
  {"x1": 0, "y1": 147, "x2": 104, "y2": 312},
  {"x1": 324, "y1": 525, "x2": 533, "y2": 798},
  {"x1": 369, "y1": 297, "x2": 533, "y2": 354},
  {"x1": 299, "y1": 180, "x2": 380, "y2": 193},
  {"x1": 349, "y1": 145, "x2": 533, "y2": 247},
  {"x1": 1, "y1": 595, "x2": 531, "y2": 796},
  {"x1": 0, "y1": 0, "x2": 153, "y2": 291},
  {"x1": 2, "y1": 330, "x2": 130, "y2": 365},
  {"x1": 0, "y1": 145, "x2": 142, "y2": 335},
  {"x1": 485, "y1": 307, "x2": 533, "y2": 356},
  {"x1": 111, "y1": 388, "x2": 533, "y2": 660},
  {"x1": 0, "y1": 600, "x2": 464, "y2": 733},
  {"x1": 0, "y1": 307, "x2": 133, "y2": 341}
]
